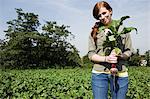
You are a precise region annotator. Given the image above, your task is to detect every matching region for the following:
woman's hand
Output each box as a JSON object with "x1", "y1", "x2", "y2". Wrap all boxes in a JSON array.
[
  {"x1": 105, "y1": 51, "x2": 118, "y2": 63},
  {"x1": 116, "y1": 53, "x2": 128, "y2": 60},
  {"x1": 107, "y1": 51, "x2": 118, "y2": 75},
  {"x1": 105, "y1": 55, "x2": 117, "y2": 63},
  {"x1": 110, "y1": 68, "x2": 118, "y2": 75}
]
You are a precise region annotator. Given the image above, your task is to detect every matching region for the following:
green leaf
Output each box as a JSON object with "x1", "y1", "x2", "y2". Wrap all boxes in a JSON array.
[
  {"x1": 98, "y1": 26, "x2": 105, "y2": 32},
  {"x1": 114, "y1": 47, "x2": 122, "y2": 55},
  {"x1": 121, "y1": 27, "x2": 138, "y2": 34},
  {"x1": 108, "y1": 35, "x2": 116, "y2": 41},
  {"x1": 108, "y1": 20, "x2": 119, "y2": 33},
  {"x1": 120, "y1": 16, "x2": 130, "y2": 25},
  {"x1": 115, "y1": 16, "x2": 130, "y2": 32},
  {"x1": 108, "y1": 16, "x2": 130, "y2": 33}
]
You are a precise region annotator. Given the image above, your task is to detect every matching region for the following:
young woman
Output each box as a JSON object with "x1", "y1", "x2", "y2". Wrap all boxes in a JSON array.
[{"x1": 88, "y1": 1, "x2": 133, "y2": 99}]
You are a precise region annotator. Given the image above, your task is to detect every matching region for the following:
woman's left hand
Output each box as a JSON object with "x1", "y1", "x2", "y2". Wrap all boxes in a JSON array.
[{"x1": 110, "y1": 68, "x2": 118, "y2": 75}]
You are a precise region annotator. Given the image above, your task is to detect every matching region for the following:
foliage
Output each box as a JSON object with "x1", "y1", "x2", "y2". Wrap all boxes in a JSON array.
[
  {"x1": 82, "y1": 54, "x2": 93, "y2": 68},
  {"x1": 0, "y1": 67, "x2": 150, "y2": 99},
  {"x1": 42, "y1": 21, "x2": 81, "y2": 68},
  {"x1": 0, "y1": 68, "x2": 92, "y2": 98},
  {"x1": 127, "y1": 67, "x2": 150, "y2": 98},
  {"x1": 145, "y1": 50, "x2": 150, "y2": 66},
  {"x1": 128, "y1": 54, "x2": 141, "y2": 66},
  {"x1": 99, "y1": 16, "x2": 137, "y2": 55},
  {"x1": 128, "y1": 49, "x2": 141, "y2": 66},
  {"x1": 0, "y1": 8, "x2": 81, "y2": 69}
]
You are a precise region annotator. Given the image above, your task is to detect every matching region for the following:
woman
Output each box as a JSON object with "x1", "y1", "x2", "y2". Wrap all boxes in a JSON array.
[{"x1": 88, "y1": 1, "x2": 133, "y2": 99}]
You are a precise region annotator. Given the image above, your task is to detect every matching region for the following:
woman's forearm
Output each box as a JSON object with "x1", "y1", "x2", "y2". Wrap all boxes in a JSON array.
[
  {"x1": 91, "y1": 54, "x2": 118, "y2": 63},
  {"x1": 91, "y1": 54, "x2": 106, "y2": 62}
]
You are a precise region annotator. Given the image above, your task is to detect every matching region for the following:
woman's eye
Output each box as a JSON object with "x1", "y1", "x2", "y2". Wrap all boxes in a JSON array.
[{"x1": 102, "y1": 12, "x2": 106, "y2": 15}]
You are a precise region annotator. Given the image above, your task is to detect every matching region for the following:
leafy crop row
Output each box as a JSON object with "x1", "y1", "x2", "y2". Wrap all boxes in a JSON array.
[
  {"x1": 127, "y1": 67, "x2": 150, "y2": 99},
  {"x1": 0, "y1": 67, "x2": 150, "y2": 99},
  {"x1": 0, "y1": 68, "x2": 92, "y2": 99}
]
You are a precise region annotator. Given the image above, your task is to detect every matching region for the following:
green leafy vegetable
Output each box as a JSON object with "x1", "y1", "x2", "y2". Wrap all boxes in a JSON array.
[{"x1": 100, "y1": 16, "x2": 137, "y2": 55}]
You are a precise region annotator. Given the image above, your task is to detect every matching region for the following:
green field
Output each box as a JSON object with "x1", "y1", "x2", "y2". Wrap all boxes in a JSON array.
[{"x1": 0, "y1": 67, "x2": 150, "y2": 99}]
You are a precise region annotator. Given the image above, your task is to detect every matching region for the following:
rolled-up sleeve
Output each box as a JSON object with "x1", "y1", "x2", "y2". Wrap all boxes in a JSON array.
[
  {"x1": 88, "y1": 35, "x2": 96, "y2": 60},
  {"x1": 123, "y1": 33, "x2": 134, "y2": 57}
]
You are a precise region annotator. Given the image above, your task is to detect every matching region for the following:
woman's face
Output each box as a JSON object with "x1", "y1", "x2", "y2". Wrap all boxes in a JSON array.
[{"x1": 98, "y1": 7, "x2": 112, "y2": 25}]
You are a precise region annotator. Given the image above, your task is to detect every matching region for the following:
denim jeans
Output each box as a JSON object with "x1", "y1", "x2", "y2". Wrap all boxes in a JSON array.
[{"x1": 92, "y1": 73, "x2": 128, "y2": 99}]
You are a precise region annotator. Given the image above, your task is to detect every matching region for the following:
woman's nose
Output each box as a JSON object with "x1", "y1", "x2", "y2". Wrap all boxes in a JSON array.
[
  {"x1": 101, "y1": 15, "x2": 105, "y2": 19},
  {"x1": 99, "y1": 15, "x2": 105, "y2": 20}
]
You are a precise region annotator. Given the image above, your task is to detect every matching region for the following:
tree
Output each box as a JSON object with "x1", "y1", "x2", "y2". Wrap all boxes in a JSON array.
[
  {"x1": 145, "y1": 50, "x2": 150, "y2": 66},
  {"x1": 0, "y1": 39, "x2": 5, "y2": 67},
  {"x1": 82, "y1": 54, "x2": 93, "y2": 68},
  {"x1": 2, "y1": 8, "x2": 40, "y2": 68},
  {"x1": 42, "y1": 21, "x2": 81, "y2": 68},
  {"x1": 128, "y1": 49, "x2": 141, "y2": 66},
  {"x1": 1, "y1": 8, "x2": 81, "y2": 69}
]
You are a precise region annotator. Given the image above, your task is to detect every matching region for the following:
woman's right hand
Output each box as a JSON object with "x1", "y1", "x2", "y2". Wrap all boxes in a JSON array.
[{"x1": 105, "y1": 54, "x2": 118, "y2": 63}]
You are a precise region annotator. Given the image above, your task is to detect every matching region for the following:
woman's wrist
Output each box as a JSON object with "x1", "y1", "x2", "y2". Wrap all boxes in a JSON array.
[{"x1": 104, "y1": 56, "x2": 108, "y2": 62}]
